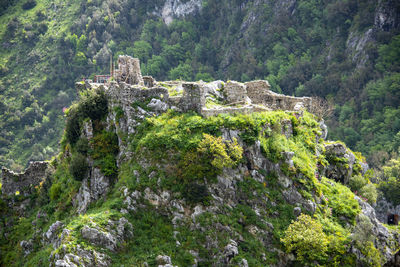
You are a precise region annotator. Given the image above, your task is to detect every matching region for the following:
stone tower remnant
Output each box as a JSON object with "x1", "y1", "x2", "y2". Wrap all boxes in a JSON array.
[{"x1": 114, "y1": 55, "x2": 144, "y2": 86}]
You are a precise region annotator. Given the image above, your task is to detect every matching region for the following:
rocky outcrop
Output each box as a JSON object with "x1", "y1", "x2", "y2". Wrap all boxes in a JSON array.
[
  {"x1": 354, "y1": 196, "x2": 400, "y2": 264},
  {"x1": 322, "y1": 142, "x2": 358, "y2": 185},
  {"x1": 49, "y1": 217, "x2": 132, "y2": 267},
  {"x1": 1, "y1": 161, "x2": 53, "y2": 196},
  {"x1": 161, "y1": 0, "x2": 203, "y2": 25},
  {"x1": 374, "y1": 196, "x2": 400, "y2": 224},
  {"x1": 74, "y1": 167, "x2": 110, "y2": 214}
]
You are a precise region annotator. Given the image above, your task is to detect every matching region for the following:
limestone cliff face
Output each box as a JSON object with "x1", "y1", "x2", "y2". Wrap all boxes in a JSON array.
[{"x1": 161, "y1": 0, "x2": 203, "y2": 25}]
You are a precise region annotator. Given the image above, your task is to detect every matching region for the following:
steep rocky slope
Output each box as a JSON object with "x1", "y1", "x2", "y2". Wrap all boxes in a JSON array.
[
  {"x1": 1, "y1": 71, "x2": 399, "y2": 266},
  {"x1": 1, "y1": 0, "x2": 399, "y2": 169}
]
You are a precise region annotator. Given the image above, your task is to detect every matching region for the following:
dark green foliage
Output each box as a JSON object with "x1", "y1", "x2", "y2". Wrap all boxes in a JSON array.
[
  {"x1": 65, "y1": 109, "x2": 81, "y2": 146},
  {"x1": 90, "y1": 130, "x2": 119, "y2": 178},
  {"x1": 65, "y1": 89, "x2": 108, "y2": 146},
  {"x1": 182, "y1": 183, "x2": 210, "y2": 205},
  {"x1": 69, "y1": 153, "x2": 89, "y2": 181},
  {"x1": 378, "y1": 157, "x2": 400, "y2": 205},
  {"x1": 22, "y1": 0, "x2": 36, "y2": 10},
  {"x1": 75, "y1": 137, "x2": 89, "y2": 155}
]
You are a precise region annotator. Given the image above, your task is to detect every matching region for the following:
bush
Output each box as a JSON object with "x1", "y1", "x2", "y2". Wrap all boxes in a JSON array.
[
  {"x1": 359, "y1": 183, "x2": 377, "y2": 205},
  {"x1": 281, "y1": 214, "x2": 329, "y2": 263},
  {"x1": 183, "y1": 183, "x2": 210, "y2": 204},
  {"x1": 65, "y1": 108, "x2": 81, "y2": 145},
  {"x1": 49, "y1": 182, "x2": 61, "y2": 200},
  {"x1": 75, "y1": 137, "x2": 89, "y2": 155},
  {"x1": 197, "y1": 133, "x2": 243, "y2": 169},
  {"x1": 349, "y1": 174, "x2": 367, "y2": 192},
  {"x1": 69, "y1": 153, "x2": 89, "y2": 181},
  {"x1": 22, "y1": 0, "x2": 36, "y2": 10}
]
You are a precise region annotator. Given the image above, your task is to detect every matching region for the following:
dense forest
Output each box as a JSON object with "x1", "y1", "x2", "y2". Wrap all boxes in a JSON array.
[{"x1": 0, "y1": 0, "x2": 399, "y2": 171}]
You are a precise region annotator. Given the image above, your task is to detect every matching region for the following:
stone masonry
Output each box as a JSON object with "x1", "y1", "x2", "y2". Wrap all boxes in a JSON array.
[
  {"x1": 1, "y1": 161, "x2": 53, "y2": 196},
  {"x1": 114, "y1": 56, "x2": 144, "y2": 86}
]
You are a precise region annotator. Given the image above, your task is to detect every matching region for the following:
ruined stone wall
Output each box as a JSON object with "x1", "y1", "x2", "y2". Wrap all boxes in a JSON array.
[
  {"x1": 107, "y1": 82, "x2": 169, "y2": 106},
  {"x1": 1, "y1": 161, "x2": 52, "y2": 196},
  {"x1": 114, "y1": 56, "x2": 144, "y2": 86},
  {"x1": 245, "y1": 80, "x2": 271, "y2": 104},
  {"x1": 261, "y1": 92, "x2": 312, "y2": 111},
  {"x1": 224, "y1": 81, "x2": 248, "y2": 104},
  {"x1": 178, "y1": 83, "x2": 205, "y2": 113}
]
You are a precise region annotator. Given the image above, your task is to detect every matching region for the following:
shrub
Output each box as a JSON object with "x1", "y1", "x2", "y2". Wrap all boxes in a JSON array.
[
  {"x1": 349, "y1": 174, "x2": 367, "y2": 192},
  {"x1": 49, "y1": 182, "x2": 61, "y2": 200},
  {"x1": 75, "y1": 137, "x2": 89, "y2": 155},
  {"x1": 65, "y1": 108, "x2": 81, "y2": 145},
  {"x1": 359, "y1": 183, "x2": 377, "y2": 205},
  {"x1": 352, "y1": 214, "x2": 383, "y2": 267},
  {"x1": 281, "y1": 214, "x2": 329, "y2": 263},
  {"x1": 197, "y1": 133, "x2": 243, "y2": 169},
  {"x1": 183, "y1": 183, "x2": 210, "y2": 204},
  {"x1": 22, "y1": 0, "x2": 36, "y2": 10},
  {"x1": 69, "y1": 153, "x2": 89, "y2": 181}
]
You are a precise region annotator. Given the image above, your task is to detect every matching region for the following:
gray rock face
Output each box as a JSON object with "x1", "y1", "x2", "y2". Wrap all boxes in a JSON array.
[
  {"x1": 74, "y1": 167, "x2": 110, "y2": 214},
  {"x1": 1, "y1": 161, "x2": 53, "y2": 196},
  {"x1": 147, "y1": 98, "x2": 169, "y2": 112},
  {"x1": 323, "y1": 142, "x2": 357, "y2": 184},
  {"x1": 161, "y1": 0, "x2": 203, "y2": 25},
  {"x1": 156, "y1": 255, "x2": 175, "y2": 267},
  {"x1": 374, "y1": 0, "x2": 400, "y2": 31},
  {"x1": 319, "y1": 120, "x2": 328, "y2": 140},
  {"x1": 20, "y1": 240, "x2": 33, "y2": 256},
  {"x1": 45, "y1": 221, "x2": 64, "y2": 245},
  {"x1": 50, "y1": 218, "x2": 132, "y2": 267},
  {"x1": 374, "y1": 196, "x2": 400, "y2": 224},
  {"x1": 355, "y1": 196, "x2": 399, "y2": 264},
  {"x1": 223, "y1": 239, "x2": 239, "y2": 264},
  {"x1": 81, "y1": 225, "x2": 117, "y2": 251}
]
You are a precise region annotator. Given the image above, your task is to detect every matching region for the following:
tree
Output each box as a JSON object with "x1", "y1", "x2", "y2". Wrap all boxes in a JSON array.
[{"x1": 281, "y1": 214, "x2": 329, "y2": 263}]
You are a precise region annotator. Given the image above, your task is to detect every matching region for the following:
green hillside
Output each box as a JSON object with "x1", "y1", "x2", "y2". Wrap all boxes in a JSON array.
[
  {"x1": 0, "y1": 0, "x2": 399, "y2": 170},
  {"x1": 1, "y1": 82, "x2": 398, "y2": 265}
]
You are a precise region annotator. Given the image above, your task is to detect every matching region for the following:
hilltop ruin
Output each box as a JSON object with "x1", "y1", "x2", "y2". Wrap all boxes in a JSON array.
[
  {"x1": 87, "y1": 55, "x2": 312, "y2": 118},
  {"x1": 1, "y1": 55, "x2": 312, "y2": 197}
]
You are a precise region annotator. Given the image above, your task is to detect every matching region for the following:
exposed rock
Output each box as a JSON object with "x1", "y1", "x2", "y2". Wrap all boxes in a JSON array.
[
  {"x1": 374, "y1": 196, "x2": 400, "y2": 224},
  {"x1": 323, "y1": 142, "x2": 357, "y2": 184},
  {"x1": 239, "y1": 258, "x2": 249, "y2": 267},
  {"x1": 319, "y1": 120, "x2": 328, "y2": 140},
  {"x1": 81, "y1": 225, "x2": 117, "y2": 251},
  {"x1": 74, "y1": 167, "x2": 110, "y2": 214},
  {"x1": 161, "y1": 0, "x2": 202, "y2": 25},
  {"x1": 147, "y1": 98, "x2": 168, "y2": 112},
  {"x1": 82, "y1": 120, "x2": 93, "y2": 140},
  {"x1": 223, "y1": 239, "x2": 239, "y2": 264},
  {"x1": 374, "y1": 0, "x2": 400, "y2": 31},
  {"x1": 44, "y1": 221, "x2": 64, "y2": 245},
  {"x1": 20, "y1": 240, "x2": 33, "y2": 256},
  {"x1": 355, "y1": 196, "x2": 399, "y2": 264}
]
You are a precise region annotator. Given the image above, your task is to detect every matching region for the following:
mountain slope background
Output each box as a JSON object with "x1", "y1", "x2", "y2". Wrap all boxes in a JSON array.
[{"x1": 0, "y1": 0, "x2": 400, "y2": 170}]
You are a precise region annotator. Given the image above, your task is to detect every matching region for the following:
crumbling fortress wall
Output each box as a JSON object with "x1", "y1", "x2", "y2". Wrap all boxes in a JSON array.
[
  {"x1": 114, "y1": 56, "x2": 144, "y2": 86},
  {"x1": 1, "y1": 161, "x2": 52, "y2": 196},
  {"x1": 98, "y1": 55, "x2": 312, "y2": 118}
]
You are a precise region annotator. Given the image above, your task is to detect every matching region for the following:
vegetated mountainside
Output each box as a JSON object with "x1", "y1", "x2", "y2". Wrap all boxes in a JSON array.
[
  {"x1": 0, "y1": 81, "x2": 399, "y2": 267},
  {"x1": 0, "y1": 0, "x2": 400, "y2": 170}
]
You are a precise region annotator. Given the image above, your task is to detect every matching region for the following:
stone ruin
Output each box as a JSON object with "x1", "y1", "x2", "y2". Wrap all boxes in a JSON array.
[
  {"x1": 97, "y1": 55, "x2": 312, "y2": 118},
  {"x1": 1, "y1": 161, "x2": 53, "y2": 196},
  {"x1": 113, "y1": 56, "x2": 144, "y2": 86}
]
